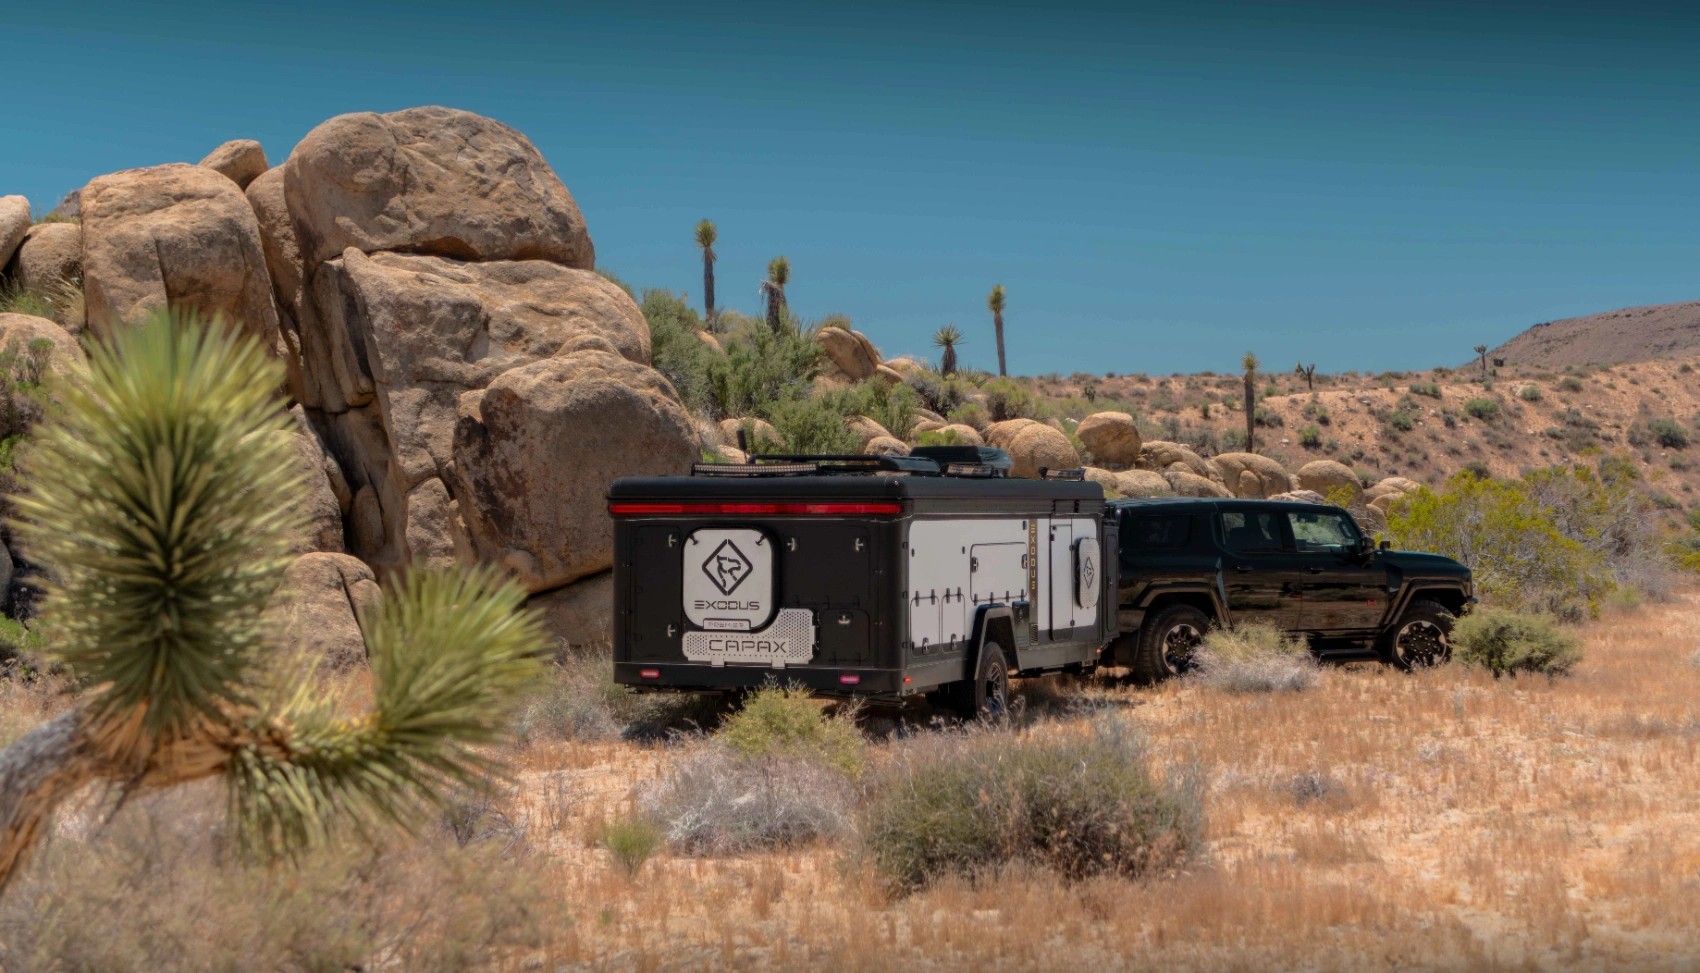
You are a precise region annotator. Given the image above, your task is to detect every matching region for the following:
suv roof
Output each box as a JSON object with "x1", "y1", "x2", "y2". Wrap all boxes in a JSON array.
[{"x1": 1108, "y1": 497, "x2": 1334, "y2": 513}]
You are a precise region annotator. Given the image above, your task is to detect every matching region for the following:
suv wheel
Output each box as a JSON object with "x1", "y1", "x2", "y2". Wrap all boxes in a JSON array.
[
  {"x1": 1383, "y1": 599, "x2": 1454, "y2": 670},
  {"x1": 1129, "y1": 604, "x2": 1210, "y2": 684},
  {"x1": 948, "y1": 642, "x2": 1010, "y2": 719}
]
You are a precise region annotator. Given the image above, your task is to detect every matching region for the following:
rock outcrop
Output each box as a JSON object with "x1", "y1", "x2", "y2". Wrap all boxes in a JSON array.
[
  {"x1": 985, "y1": 418, "x2": 1038, "y2": 450},
  {"x1": 0, "y1": 313, "x2": 86, "y2": 384},
  {"x1": 450, "y1": 348, "x2": 696, "y2": 593},
  {"x1": 80, "y1": 164, "x2": 280, "y2": 350},
  {"x1": 1075, "y1": 412, "x2": 1142, "y2": 468},
  {"x1": 1004, "y1": 424, "x2": 1080, "y2": 479},
  {"x1": 198, "y1": 139, "x2": 269, "y2": 190},
  {"x1": 846, "y1": 415, "x2": 893, "y2": 447},
  {"x1": 933, "y1": 423, "x2": 984, "y2": 446},
  {"x1": 863, "y1": 436, "x2": 909, "y2": 456},
  {"x1": 1135, "y1": 441, "x2": 1220, "y2": 482},
  {"x1": 7, "y1": 222, "x2": 82, "y2": 293},
  {"x1": 268, "y1": 553, "x2": 382, "y2": 670},
  {"x1": 1115, "y1": 469, "x2": 1175, "y2": 497},
  {"x1": 0, "y1": 196, "x2": 30, "y2": 271},
  {"x1": 719, "y1": 416, "x2": 778, "y2": 448},
  {"x1": 283, "y1": 106, "x2": 593, "y2": 272},
  {"x1": 1164, "y1": 469, "x2": 1233, "y2": 498},
  {"x1": 288, "y1": 406, "x2": 349, "y2": 554},
  {"x1": 1296, "y1": 460, "x2": 1363, "y2": 506},
  {"x1": 529, "y1": 570, "x2": 614, "y2": 650},
  {"x1": 1213, "y1": 452, "x2": 1295, "y2": 498},
  {"x1": 815, "y1": 326, "x2": 882, "y2": 382}
]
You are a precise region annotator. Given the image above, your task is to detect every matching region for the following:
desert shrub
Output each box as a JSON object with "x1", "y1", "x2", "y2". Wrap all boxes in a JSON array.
[
  {"x1": 1558, "y1": 376, "x2": 1585, "y2": 393},
  {"x1": 1410, "y1": 382, "x2": 1442, "y2": 398},
  {"x1": 719, "y1": 684, "x2": 864, "y2": 775},
  {"x1": 1387, "y1": 470, "x2": 1636, "y2": 617},
  {"x1": 948, "y1": 401, "x2": 988, "y2": 430},
  {"x1": 918, "y1": 427, "x2": 966, "y2": 447},
  {"x1": 1299, "y1": 423, "x2": 1322, "y2": 448},
  {"x1": 1648, "y1": 418, "x2": 1689, "y2": 449},
  {"x1": 599, "y1": 817, "x2": 662, "y2": 876},
  {"x1": 1194, "y1": 623, "x2": 1317, "y2": 693},
  {"x1": 513, "y1": 646, "x2": 727, "y2": 744},
  {"x1": 906, "y1": 370, "x2": 967, "y2": 416},
  {"x1": 1518, "y1": 384, "x2": 1543, "y2": 402},
  {"x1": 860, "y1": 715, "x2": 1204, "y2": 892},
  {"x1": 766, "y1": 396, "x2": 862, "y2": 453},
  {"x1": 1464, "y1": 398, "x2": 1501, "y2": 421},
  {"x1": 1253, "y1": 406, "x2": 1282, "y2": 428},
  {"x1": 982, "y1": 377, "x2": 1039, "y2": 422},
  {"x1": 640, "y1": 288, "x2": 716, "y2": 413},
  {"x1": 1452, "y1": 608, "x2": 1582, "y2": 676},
  {"x1": 705, "y1": 318, "x2": 823, "y2": 419},
  {"x1": 639, "y1": 747, "x2": 858, "y2": 854},
  {"x1": 1386, "y1": 409, "x2": 1415, "y2": 432}
]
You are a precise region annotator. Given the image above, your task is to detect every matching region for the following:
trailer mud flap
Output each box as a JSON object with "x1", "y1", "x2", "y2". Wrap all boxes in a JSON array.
[{"x1": 682, "y1": 608, "x2": 817, "y2": 667}]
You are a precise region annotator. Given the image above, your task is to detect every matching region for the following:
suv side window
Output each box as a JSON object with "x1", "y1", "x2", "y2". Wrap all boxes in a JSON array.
[
  {"x1": 1124, "y1": 514, "x2": 1192, "y2": 550},
  {"x1": 1287, "y1": 509, "x2": 1360, "y2": 554},
  {"x1": 1219, "y1": 511, "x2": 1285, "y2": 552}
]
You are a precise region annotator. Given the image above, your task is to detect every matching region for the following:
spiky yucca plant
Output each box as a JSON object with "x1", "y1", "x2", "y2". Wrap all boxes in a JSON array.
[
  {"x1": 933, "y1": 324, "x2": 965, "y2": 377},
  {"x1": 0, "y1": 310, "x2": 543, "y2": 892},
  {"x1": 1241, "y1": 350, "x2": 1260, "y2": 452},
  {"x1": 986, "y1": 285, "x2": 1007, "y2": 377},
  {"x1": 695, "y1": 219, "x2": 718, "y2": 330}
]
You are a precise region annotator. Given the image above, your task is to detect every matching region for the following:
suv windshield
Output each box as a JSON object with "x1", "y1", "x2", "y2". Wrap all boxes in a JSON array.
[{"x1": 1287, "y1": 509, "x2": 1360, "y2": 554}]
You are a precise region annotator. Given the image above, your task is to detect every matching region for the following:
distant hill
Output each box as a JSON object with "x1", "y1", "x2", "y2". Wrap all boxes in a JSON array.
[{"x1": 1485, "y1": 300, "x2": 1700, "y2": 368}]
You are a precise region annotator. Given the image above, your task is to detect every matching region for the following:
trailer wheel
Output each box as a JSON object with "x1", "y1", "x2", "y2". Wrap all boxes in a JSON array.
[
  {"x1": 1381, "y1": 599, "x2": 1454, "y2": 670},
  {"x1": 948, "y1": 642, "x2": 1010, "y2": 720},
  {"x1": 1128, "y1": 604, "x2": 1209, "y2": 684}
]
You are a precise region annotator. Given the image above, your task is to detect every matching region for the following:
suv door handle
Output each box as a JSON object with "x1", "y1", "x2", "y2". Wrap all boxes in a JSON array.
[{"x1": 1307, "y1": 566, "x2": 1325, "y2": 574}]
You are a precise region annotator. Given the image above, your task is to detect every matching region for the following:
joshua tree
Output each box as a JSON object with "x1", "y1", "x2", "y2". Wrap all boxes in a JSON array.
[
  {"x1": 0, "y1": 311, "x2": 542, "y2": 894},
  {"x1": 1295, "y1": 361, "x2": 1317, "y2": 390},
  {"x1": 1242, "y1": 351, "x2": 1260, "y2": 452},
  {"x1": 695, "y1": 219, "x2": 718, "y2": 330},
  {"x1": 933, "y1": 324, "x2": 965, "y2": 376},
  {"x1": 760, "y1": 256, "x2": 791, "y2": 332},
  {"x1": 987, "y1": 284, "x2": 1008, "y2": 377},
  {"x1": 1474, "y1": 344, "x2": 1490, "y2": 378}
]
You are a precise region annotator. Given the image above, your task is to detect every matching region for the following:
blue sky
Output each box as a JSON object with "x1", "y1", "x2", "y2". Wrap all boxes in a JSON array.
[{"x1": 5, "y1": 1, "x2": 1697, "y2": 374}]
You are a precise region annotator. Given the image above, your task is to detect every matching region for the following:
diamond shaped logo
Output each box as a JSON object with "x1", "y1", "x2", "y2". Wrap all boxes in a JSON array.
[
  {"x1": 702, "y1": 539, "x2": 754, "y2": 595},
  {"x1": 1081, "y1": 554, "x2": 1096, "y2": 590}
]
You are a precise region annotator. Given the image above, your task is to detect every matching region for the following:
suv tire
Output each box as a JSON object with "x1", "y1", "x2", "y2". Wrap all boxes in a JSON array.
[
  {"x1": 947, "y1": 642, "x2": 1010, "y2": 719},
  {"x1": 1383, "y1": 599, "x2": 1454, "y2": 670},
  {"x1": 1129, "y1": 604, "x2": 1210, "y2": 684}
]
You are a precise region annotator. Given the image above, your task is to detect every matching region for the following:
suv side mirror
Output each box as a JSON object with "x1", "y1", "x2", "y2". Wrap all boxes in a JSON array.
[{"x1": 1379, "y1": 540, "x2": 1392, "y2": 551}]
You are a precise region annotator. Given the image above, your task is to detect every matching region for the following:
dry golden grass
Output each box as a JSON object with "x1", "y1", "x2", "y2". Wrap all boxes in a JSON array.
[{"x1": 6, "y1": 596, "x2": 1700, "y2": 970}]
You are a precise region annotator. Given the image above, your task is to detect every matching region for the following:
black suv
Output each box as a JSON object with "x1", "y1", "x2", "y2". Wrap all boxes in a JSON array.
[{"x1": 1106, "y1": 498, "x2": 1473, "y2": 682}]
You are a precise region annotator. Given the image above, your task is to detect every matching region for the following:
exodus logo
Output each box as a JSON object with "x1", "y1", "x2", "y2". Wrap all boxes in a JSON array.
[
  {"x1": 694, "y1": 599, "x2": 763, "y2": 612},
  {"x1": 707, "y1": 637, "x2": 790, "y2": 655}
]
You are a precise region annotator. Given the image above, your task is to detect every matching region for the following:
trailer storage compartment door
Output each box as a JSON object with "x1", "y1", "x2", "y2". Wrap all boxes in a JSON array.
[
  {"x1": 1048, "y1": 520, "x2": 1075, "y2": 633},
  {"x1": 969, "y1": 542, "x2": 1026, "y2": 605}
]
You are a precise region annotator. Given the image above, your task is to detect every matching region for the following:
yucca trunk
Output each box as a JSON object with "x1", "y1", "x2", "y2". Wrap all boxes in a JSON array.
[
  {"x1": 702, "y1": 254, "x2": 716, "y2": 330},
  {"x1": 994, "y1": 312, "x2": 1007, "y2": 377},
  {"x1": 1243, "y1": 372, "x2": 1256, "y2": 451}
]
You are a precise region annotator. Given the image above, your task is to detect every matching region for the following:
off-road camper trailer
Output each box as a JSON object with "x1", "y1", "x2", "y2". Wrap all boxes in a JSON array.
[{"x1": 608, "y1": 447, "x2": 1116, "y2": 716}]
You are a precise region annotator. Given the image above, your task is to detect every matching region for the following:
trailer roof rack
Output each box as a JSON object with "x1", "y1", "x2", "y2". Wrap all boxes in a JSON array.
[
  {"x1": 1039, "y1": 467, "x2": 1087, "y2": 481},
  {"x1": 693, "y1": 454, "x2": 943, "y2": 477}
]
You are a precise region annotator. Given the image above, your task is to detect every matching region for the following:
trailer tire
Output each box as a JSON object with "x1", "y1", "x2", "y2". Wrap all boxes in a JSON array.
[
  {"x1": 948, "y1": 642, "x2": 1010, "y2": 720},
  {"x1": 1381, "y1": 599, "x2": 1454, "y2": 670},
  {"x1": 1128, "y1": 604, "x2": 1209, "y2": 684}
]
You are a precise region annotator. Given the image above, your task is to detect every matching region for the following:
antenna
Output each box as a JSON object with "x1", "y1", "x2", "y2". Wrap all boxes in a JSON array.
[{"x1": 736, "y1": 428, "x2": 749, "y2": 462}]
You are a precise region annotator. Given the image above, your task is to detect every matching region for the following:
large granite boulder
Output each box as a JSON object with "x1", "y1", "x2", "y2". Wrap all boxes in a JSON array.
[
  {"x1": 7, "y1": 222, "x2": 82, "y2": 293},
  {"x1": 1136, "y1": 441, "x2": 1219, "y2": 482},
  {"x1": 1076, "y1": 411, "x2": 1142, "y2": 469},
  {"x1": 1164, "y1": 469, "x2": 1233, "y2": 498},
  {"x1": 1212, "y1": 452, "x2": 1294, "y2": 498},
  {"x1": 846, "y1": 415, "x2": 893, "y2": 446},
  {"x1": 80, "y1": 163, "x2": 280, "y2": 350},
  {"x1": 1296, "y1": 459, "x2": 1363, "y2": 506},
  {"x1": 268, "y1": 553, "x2": 382, "y2": 670},
  {"x1": 0, "y1": 196, "x2": 28, "y2": 271},
  {"x1": 816, "y1": 326, "x2": 882, "y2": 382},
  {"x1": 1005, "y1": 424, "x2": 1080, "y2": 479},
  {"x1": 719, "y1": 416, "x2": 778, "y2": 447},
  {"x1": 199, "y1": 139, "x2": 269, "y2": 190},
  {"x1": 450, "y1": 347, "x2": 696, "y2": 593},
  {"x1": 282, "y1": 106, "x2": 592, "y2": 275},
  {"x1": 1116, "y1": 469, "x2": 1175, "y2": 498},
  {"x1": 0, "y1": 313, "x2": 86, "y2": 387},
  {"x1": 985, "y1": 418, "x2": 1039, "y2": 451},
  {"x1": 287, "y1": 406, "x2": 350, "y2": 555},
  {"x1": 529, "y1": 570, "x2": 614, "y2": 650}
]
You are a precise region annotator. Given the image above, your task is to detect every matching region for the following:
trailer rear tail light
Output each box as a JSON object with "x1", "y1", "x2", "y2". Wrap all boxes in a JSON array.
[
  {"x1": 838, "y1": 674, "x2": 861, "y2": 685},
  {"x1": 639, "y1": 669, "x2": 660, "y2": 679},
  {"x1": 609, "y1": 502, "x2": 902, "y2": 516}
]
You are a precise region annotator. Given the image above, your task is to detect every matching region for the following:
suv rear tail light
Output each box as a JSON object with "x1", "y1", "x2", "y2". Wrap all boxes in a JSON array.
[
  {"x1": 609, "y1": 502, "x2": 902, "y2": 516},
  {"x1": 838, "y1": 674, "x2": 861, "y2": 685},
  {"x1": 639, "y1": 669, "x2": 660, "y2": 679}
]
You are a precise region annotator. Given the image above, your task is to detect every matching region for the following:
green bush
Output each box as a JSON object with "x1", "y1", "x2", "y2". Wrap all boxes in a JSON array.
[
  {"x1": 982, "y1": 377, "x2": 1038, "y2": 423},
  {"x1": 1464, "y1": 398, "x2": 1501, "y2": 421},
  {"x1": 599, "y1": 817, "x2": 662, "y2": 877},
  {"x1": 1298, "y1": 423, "x2": 1322, "y2": 447},
  {"x1": 1558, "y1": 376, "x2": 1585, "y2": 393},
  {"x1": 860, "y1": 715, "x2": 1203, "y2": 892},
  {"x1": 766, "y1": 396, "x2": 862, "y2": 454},
  {"x1": 1253, "y1": 406, "x2": 1282, "y2": 428},
  {"x1": 1410, "y1": 382, "x2": 1442, "y2": 398},
  {"x1": 1648, "y1": 418, "x2": 1689, "y2": 449},
  {"x1": 1386, "y1": 409, "x2": 1415, "y2": 432},
  {"x1": 705, "y1": 318, "x2": 823, "y2": 419},
  {"x1": 1452, "y1": 608, "x2": 1583, "y2": 677},
  {"x1": 1518, "y1": 384, "x2": 1543, "y2": 402},
  {"x1": 719, "y1": 685, "x2": 864, "y2": 776},
  {"x1": 918, "y1": 427, "x2": 967, "y2": 447},
  {"x1": 640, "y1": 288, "x2": 716, "y2": 413}
]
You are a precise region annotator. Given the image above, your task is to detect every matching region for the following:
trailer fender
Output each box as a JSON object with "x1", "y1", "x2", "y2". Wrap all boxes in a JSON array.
[{"x1": 965, "y1": 605, "x2": 1018, "y2": 681}]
